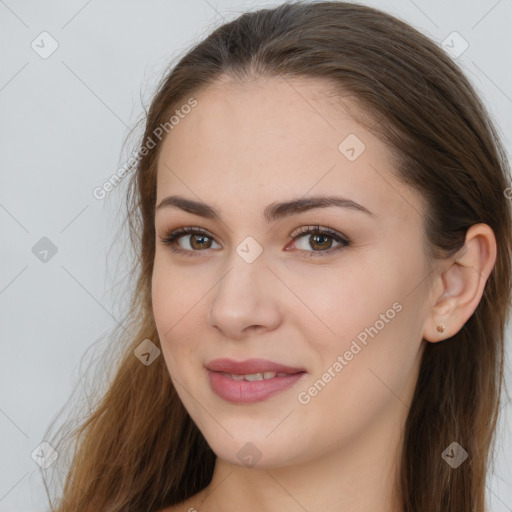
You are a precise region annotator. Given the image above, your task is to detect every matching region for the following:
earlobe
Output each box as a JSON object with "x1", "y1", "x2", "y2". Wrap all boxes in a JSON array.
[{"x1": 423, "y1": 223, "x2": 497, "y2": 343}]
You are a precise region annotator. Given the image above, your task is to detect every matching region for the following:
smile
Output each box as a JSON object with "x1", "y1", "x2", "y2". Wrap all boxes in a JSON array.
[{"x1": 207, "y1": 368, "x2": 307, "y2": 404}]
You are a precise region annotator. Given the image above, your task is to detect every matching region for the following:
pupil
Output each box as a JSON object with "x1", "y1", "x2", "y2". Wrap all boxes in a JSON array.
[
  {"x1": 192, "y1": 235, "x2": 210, "y2": 249},
  {"x1": 312, "y1": 234, "x2": 331, "y2": 250}
]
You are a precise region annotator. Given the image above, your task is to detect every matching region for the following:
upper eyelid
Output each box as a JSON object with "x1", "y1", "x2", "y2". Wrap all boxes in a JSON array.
[
  {"x1": 161, "y1": 225, "x2": 349, "y2": 247},
  {"x1": 162, "y1": 224, "x2": 346, "y2": 238}
]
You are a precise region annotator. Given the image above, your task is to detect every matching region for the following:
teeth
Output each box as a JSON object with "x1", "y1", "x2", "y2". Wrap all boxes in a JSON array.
[
  {"x1": 244, "y1": 372, "x2": 264, "y2": 381},
  {"x1": 224, "y1": 371, "x2": 285, "y2": 381}
]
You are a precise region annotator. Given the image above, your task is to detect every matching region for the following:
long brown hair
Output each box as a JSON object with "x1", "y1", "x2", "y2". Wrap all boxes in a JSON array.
[{"x1": 43, "y1": 2, "x2": 512, "y2": 511}]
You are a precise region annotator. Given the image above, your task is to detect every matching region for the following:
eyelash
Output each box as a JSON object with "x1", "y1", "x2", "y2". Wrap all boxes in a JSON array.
[{"x1": 158, "y1": 225, "x2": 350, "y2": 258}]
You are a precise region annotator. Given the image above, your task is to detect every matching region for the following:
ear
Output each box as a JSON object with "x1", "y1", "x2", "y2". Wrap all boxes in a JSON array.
[{"x1": 423, "y1": 223, "x2": 497, "y2": 343}]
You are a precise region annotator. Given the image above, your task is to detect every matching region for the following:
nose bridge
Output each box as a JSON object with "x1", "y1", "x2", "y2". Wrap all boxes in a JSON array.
[
  {"x1": 207, "y1": 239, "x2": 281, "y2": 335},
  {"x1": 215, "y1": 240, "x2": 267, "y2": 306}
]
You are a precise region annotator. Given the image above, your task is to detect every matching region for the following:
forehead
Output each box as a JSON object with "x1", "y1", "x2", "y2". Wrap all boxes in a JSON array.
[{"x1": 155, "y1": 77, "x2": 422, "y2": 222}]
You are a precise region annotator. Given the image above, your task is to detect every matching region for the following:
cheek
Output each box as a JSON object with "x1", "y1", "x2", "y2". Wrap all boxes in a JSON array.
[
  {"x1": 280, "y1": 259, "x2": 399, "y2": 355},
  {"x1": 286, "y1": 250, "x2": 426, "y2": 385},
  {"x1": 311, "y1": 266, "x2": 426, "y2": 406},
  {"x1": 151, "y1": 259, "x2": 175, "y2": 334},
  {"x1": 152, "y1": 254, "x2": 199, "y2": 336},
  {"x1": 151, "y1": 256, "x2": 209, "y2": 367}
]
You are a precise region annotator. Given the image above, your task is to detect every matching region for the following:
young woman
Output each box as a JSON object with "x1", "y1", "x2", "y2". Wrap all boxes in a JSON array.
[{"x1": 44, "y1": 2, "x2": 511, "y2": 511}]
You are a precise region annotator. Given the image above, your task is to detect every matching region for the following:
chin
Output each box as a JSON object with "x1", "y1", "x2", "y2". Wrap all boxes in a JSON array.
[{"x1": 199, "y1": 426, "x2": 309, "y2": 470}]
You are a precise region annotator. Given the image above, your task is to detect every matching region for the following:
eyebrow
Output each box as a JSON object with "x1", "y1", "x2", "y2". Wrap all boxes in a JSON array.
[{"x1": 155, "y1": 194, "x2": 375, "y2": 222}]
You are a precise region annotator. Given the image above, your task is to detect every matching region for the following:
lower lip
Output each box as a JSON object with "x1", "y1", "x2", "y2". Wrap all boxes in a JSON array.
[{"x1": 207, "y1": 370, "x2": 306, "y2": 404}]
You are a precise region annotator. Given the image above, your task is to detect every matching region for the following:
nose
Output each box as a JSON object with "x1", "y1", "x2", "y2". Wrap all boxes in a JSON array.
[{"x1": 206, "y1": 251, "x2": 282, "y2": 339}]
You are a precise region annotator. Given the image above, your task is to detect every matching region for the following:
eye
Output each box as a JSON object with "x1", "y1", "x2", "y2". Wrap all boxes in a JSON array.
[
  {"x1": 288, "y1": 225, "x2": 350, "y2": 257},
  {"x1": 158, "y1": 224, "x2": 350, "y2": 258},
  {"x1": 159, "y1": 226, "x2": 220, "y2": 257}
]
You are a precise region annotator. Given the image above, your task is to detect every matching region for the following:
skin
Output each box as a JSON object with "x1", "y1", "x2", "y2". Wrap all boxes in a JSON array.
[{"x1": 152, "y1": 76, "x2": 496, "y2": 512}]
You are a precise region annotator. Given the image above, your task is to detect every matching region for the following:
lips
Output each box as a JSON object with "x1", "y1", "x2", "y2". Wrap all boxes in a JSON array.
[
  {"x1": 206, "y1": 358, "x2": 306, "y2": 375},
  {"x1": 206, "y1": 358, "x2": 307, "y2": 403}
]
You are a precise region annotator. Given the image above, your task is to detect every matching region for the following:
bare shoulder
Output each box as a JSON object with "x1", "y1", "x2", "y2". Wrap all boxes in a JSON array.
[{"x1": 156, "y1": 490, "x2": 205, "y2": 512}]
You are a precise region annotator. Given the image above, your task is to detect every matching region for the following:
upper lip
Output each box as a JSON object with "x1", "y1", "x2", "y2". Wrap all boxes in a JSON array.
[{"x1": 206, "y1": 358, "x2": 306, "y2": 375}]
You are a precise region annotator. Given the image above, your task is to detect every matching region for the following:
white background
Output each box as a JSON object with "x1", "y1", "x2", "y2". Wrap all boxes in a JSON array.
[{"x1": 1, "y1": 0, "x2": 511, "y2": 511}]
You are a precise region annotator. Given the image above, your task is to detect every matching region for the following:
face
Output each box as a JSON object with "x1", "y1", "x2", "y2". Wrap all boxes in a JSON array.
[{"x1": 152, "y1": 77, "x2": 432, "y2": 469}]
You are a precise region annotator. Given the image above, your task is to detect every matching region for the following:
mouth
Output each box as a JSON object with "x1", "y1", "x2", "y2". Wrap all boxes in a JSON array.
[
  {"x1": 206, "y1": 357, "x2": 306, "y2": 375},
  {"x1": 214, "y1": 370, "x2": 299, "y2": 381},
  {"x1": 206, "y1": 358, "x2": 307, "y2": 404}
]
